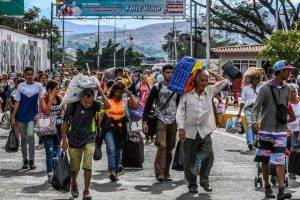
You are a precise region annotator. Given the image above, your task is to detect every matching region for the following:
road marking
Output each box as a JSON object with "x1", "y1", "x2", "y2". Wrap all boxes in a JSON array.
[{"x1": 214, "y1": 130, "x2": 246, "y2": 142}]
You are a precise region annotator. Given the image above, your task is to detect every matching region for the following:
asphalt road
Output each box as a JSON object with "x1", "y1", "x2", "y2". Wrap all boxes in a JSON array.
[{"x1": 0, "y1": 127, "x2": 299, "y2": 200}]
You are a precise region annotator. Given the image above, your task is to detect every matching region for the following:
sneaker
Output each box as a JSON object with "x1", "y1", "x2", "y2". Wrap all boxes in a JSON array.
[
  {"x1": 29, "y1": 160, "x2": 36, "y2": 170},
  {"x1": 71, "y1": 180, "x2": 79, "y2": 198},
  {"x1": 248, "y1": 144, "x2": 254, "y2": 151},
  {"x1": 164, "y1": 174, "x2": 172, "y2": 181},
  {"x1": 277, "y1": 187, "x2": 292, "y2": 200},
  {"x1": 156, "y1": 174, "x2": 164, "y2": 182},
  {"x1": 117, "y1": 165, "x2": 124, "y2": 174},
  {"x1": 109, "y1": 173, "x2": 118, "y2": 182},
  {"x1": 22, "y1": 159, "x2": 29, "y2": 169},
  {"x1": 82, "y1": 189, "x2": 92, "y2": 200},
  {"x1": 289, "y1": 173, "x2": 296, "y2": 180},
  {"x1": 265, "y1": 184, "x2": 276, "y2": 199}
]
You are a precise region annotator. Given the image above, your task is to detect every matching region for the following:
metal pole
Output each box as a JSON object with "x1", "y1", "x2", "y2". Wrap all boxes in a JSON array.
[
  {"x1": 123, "y1": 25, "x2": 126, "y2": 68},
  {"x1": 190, "y1": 0, "x2": 193, "y2": 57},
  {"x1": 275, "y1": 0, "x2": 279, "y2": 31},
  {"x1": 50, "y1": 3, "x2": 53, "y2": 71},
  {"x1": 97, "y1": 16, "x2": 100, "y2": 69},
  {"x1": 173, "y1": 16, "x2": 178, "y2": 62},
  {"x1": 206, "y1": 0, "x2": 211, "y2": 68},
  {"x1": 61, "y1": 14, "x2": 65, "y2": 64},
  {"x1": 194, "y1": 4, "x2": 197, "y2": 58},
  {"x1": 113, "y1": 18, "x2": 116, "y2": 68}
]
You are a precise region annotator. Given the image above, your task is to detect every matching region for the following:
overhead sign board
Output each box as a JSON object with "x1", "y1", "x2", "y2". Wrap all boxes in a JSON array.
[
  {"x1": 0, "y1": 0, "x2": 24, "y2": 16},
  {"x1": 57, "y1": 0, "x2": 185, "y2": 17}
]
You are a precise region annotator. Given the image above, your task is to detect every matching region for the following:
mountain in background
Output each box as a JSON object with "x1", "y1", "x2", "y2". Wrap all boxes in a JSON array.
[
  {"x1": 54, "y1": 20, "x2": 122, "y2": 34},
  {"x1": 63, "y1": 22, "x2": 254, "y2": 57}
]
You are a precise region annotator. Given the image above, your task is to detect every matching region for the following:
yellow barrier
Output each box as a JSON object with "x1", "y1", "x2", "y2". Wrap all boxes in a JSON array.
[{"x1": 217, "y1": 113, "x2": 247, "y2": 133}]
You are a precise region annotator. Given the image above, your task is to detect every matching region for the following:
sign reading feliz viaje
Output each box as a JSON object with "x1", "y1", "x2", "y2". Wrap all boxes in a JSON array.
[
  {"x1": 0, "y1": 0, "x2": 24, "y2": 16},
  {"x1": 57, "y1": 0, "x2": 186, "y2": 17}
]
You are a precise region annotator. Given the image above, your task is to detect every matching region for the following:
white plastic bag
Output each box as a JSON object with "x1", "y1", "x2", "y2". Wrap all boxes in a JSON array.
[{"x1": 62, "y1": 74, "x2": 100, "y2": 104}]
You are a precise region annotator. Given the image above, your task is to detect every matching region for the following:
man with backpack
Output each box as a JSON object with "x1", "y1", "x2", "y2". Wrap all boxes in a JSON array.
[
  {"x1": 252, "y1": 60, "x2": 295, "y2": 200},
  {"x1": 61, "y1": 88, "x2": 110, "y2": 200},
  {"x1": 142, "y1": 64, "x2": 180, "y2": 182}
]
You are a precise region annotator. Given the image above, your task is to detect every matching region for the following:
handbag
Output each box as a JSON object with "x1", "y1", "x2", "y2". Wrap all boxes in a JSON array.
[
  {"x1": 269, "y1": 86, "x2": 288, "y2": 124},
  {"x1": 34, "y1": 113, "x2": 57, "y2": 137},
  {"x1": 146, "y1": 92, "x2": 176, "y2": 136}
]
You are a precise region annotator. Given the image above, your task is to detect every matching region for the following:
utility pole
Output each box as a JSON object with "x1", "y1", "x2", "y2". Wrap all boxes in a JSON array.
[
  {"x1": 190, "y1": 0, "x2": 193, "y2": 57},
  {"x1": 194, "y1": 4, "x2": 197, "y2": 57},
  {"x1": 206, "y1": 0, "x2": 211, "y2": 68},
  {"x1": 97, "y1": 16, "x2": 100, "y2": 69},
  {"x1": 50, "y1": 3, "x2": 53, "y2": 71},
  {"x1": 275, "y1": 0, "x2": 279, "y2": 31},
  {"x1": 61, "y1": 14, "x2": 65, "y2": 65},
  {"x1": 173, "y1": 16, "x2": 178, "y2": 62},
  {"x1": 123, "y1": 25, "x2": 126, "y2": 68},
  {"x1": 113, "y1": 18, "x2": 116, "y2": 68}
]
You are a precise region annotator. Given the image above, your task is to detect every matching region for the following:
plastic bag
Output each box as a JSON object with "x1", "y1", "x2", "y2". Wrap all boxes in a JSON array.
[
  {"x1": 51, "y1": 152, "x2": 71, "y2": 193},
  {"x1": 242, "y1": 67, "x2": 265, "y2": 86},
  {"x1": 129, "y1": 106, "x2": 144, "y2": 122},
  {"x1": 62, "y1": 74, "x2": 100, "y2": 104},
  {"x1": 93, "y1": 143, "x2": 102, "y2": 161},
  {"x1": 0, "y1": 112, "x2": 10, "y2": 130},
  {"x1": 5, "y1": 128, "x2": 19, "y2": 153},
  {"x1": 225, "y1": 117, "x2": 243, "y2": 134},
  {"x1": 172, "y1": 141, "x2": 184, "y2": 171}
]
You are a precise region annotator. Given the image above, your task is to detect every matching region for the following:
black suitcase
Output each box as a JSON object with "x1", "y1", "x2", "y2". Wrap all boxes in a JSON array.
[
  {"x1": 122, "y1": 131, "x2": 144, "y2": 169},
  {"x1": 288, "y1": 147, "x2": 300, "y2": 176}
]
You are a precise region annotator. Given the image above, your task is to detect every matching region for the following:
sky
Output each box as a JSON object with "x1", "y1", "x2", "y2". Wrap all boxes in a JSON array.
[{"x1": 24, "y1": 0, "x2": 185, "y2": 29}]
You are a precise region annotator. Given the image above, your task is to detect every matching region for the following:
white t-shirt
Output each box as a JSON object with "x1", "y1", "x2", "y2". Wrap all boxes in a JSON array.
[
  {"x1": 240, "y1": 85, "x2": 261, "y2": 108},
  {"x1": 288, "y1": 102, "x2": 300, "y2": 132}
]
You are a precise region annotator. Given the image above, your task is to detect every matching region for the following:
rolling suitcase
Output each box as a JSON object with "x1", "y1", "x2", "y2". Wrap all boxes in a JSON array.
[{"x1": 122, "y1": 131, "x2": 144, "y2": 169}]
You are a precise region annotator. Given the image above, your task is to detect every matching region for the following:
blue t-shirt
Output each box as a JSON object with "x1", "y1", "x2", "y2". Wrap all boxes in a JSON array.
[{"x1": 15, "y1": 82, "x2": 44, "y2": 123}]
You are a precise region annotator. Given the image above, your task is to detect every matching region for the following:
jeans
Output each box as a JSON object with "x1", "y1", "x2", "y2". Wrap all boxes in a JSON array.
[
  {"x1": 244, "y1": 107, "x2": 254, "y2": 145},
  {"x1": 104, "y1": 131, "x2": 122, "y2": 173},
  {"x1": 43, "y1": 135, "x2": 61, "y2": 175},
  {"x1": 291, "y1": 132, "x2": 299, "y2": 151},
  {"x1": 18, "y1": 121, "x2": 35, "y2": 161}
]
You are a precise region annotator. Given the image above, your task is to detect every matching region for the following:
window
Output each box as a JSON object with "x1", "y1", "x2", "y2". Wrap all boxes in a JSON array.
[{"x1": 232, "y1": 60, "x2": 257, "y2": 73}]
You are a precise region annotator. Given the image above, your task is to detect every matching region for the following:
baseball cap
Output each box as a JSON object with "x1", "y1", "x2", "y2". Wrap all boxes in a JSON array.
[{"x1": 273, "y1": 60, "x2": 295, "y2": 71}]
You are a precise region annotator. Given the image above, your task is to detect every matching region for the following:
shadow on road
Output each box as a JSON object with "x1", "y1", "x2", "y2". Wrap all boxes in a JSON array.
[
  {"x1": 93, "y1": 170, "x2": 108, "y2": 181},
  {"x1": 176, "y1": 192, "x2": 212, "y2": 200},
  {"x1": 91, "y1": 181, "x2": 124, "y2": 192},
  {"x1": 21, "y1": 180, "x2": 50, "y2": 194},
  {"x1": 225, "y1": 149, "x2": 256, "y2": 155},
  {"x1": 134, "y1": 180, "x2": 185, "y2": 194},
  {"x1": 0, "y1": 169, "x2": 46, "y2": 178}
]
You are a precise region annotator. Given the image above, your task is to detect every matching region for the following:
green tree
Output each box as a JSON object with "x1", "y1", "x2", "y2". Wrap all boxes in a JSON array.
[
  {"x1": 162, "y1": 30, "x2": 237, "y2": 60},
  {"x1": 195, "y1": 0, "x2": 299, "y2": 43},
  {"x1": 75, "y1": 39, "x2": 144, "y2": 70},
  {"x1": 258, "y1": 31, "x2": 300, "y2": 67}
]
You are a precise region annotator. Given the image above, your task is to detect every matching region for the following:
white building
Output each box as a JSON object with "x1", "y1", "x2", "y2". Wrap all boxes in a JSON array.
[{"x1": 0, "y1": 25, "x2": 49, "y2": 73}]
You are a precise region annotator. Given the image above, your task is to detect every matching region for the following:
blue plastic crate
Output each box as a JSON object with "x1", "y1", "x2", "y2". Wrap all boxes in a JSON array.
[{"x1": 168, "y1": 56, "x2": 196, "y2": 94}]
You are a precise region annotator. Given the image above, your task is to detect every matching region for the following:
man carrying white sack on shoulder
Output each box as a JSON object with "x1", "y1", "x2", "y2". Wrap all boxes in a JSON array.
[{"x1": 176, "y1": 69, "x2": 228, "y2": 193}]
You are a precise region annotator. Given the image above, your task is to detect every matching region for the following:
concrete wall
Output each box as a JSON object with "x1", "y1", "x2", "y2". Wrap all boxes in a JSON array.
[{"x1": 0, "y1": 26, "x2": 49, "y2": 73}]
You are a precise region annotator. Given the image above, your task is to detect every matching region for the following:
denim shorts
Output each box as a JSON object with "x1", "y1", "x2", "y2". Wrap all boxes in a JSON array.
[{"x1": 254, "y1": 131, "x2": 287, "y2": 165}]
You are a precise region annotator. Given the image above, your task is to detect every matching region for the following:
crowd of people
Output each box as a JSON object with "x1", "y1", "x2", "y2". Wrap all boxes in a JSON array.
[{"x1": 0, "y1": 60, "x2": 299, "y2": 200}]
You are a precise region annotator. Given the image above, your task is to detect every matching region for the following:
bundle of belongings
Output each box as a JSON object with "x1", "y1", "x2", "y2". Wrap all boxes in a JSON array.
[{"x1": 62, "y1": 73, "x2": 100, "y2": 104}]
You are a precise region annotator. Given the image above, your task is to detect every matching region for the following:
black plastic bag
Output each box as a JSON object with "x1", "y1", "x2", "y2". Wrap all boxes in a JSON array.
[
  {"x1": 51, "y1": 152, "x2": 71, "y2": 193},
  {"x1": 221, "y1": 61, "x2": 242, "y2": 82},
  {"x1": 172, "y1": 141, "x2": 184, "y2": 171},
  {"x1": 93, "y1": 143, "x2": 102, "y2": 161},
  {"x1": 288, "y1": 147, "x2": 300, "y2": 176},
  {"x1": 5, "y1": 129, "x2": 19, "y2": 153}
]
